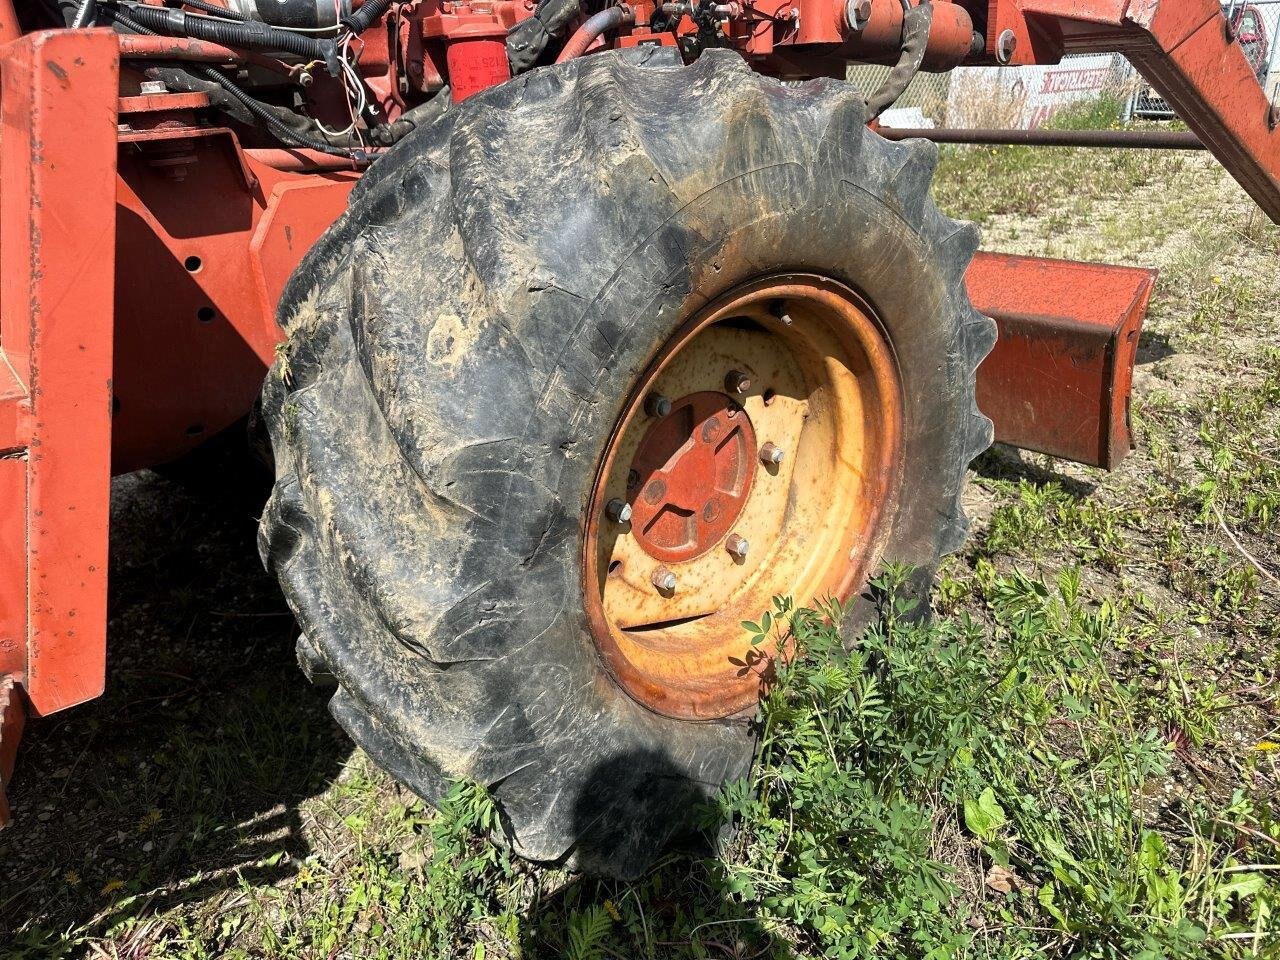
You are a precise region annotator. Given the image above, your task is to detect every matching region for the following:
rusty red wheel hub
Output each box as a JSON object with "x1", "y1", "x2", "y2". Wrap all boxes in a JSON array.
[{"x1": 627, "y1": 391, "x2": 757, "y2": 564}]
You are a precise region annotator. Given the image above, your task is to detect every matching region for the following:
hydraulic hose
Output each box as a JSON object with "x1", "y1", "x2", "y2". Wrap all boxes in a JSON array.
[
  {"x1": 554, "y1": 4, "x2": 632, "y2": 64},
  {"x1": 205, "y1": 64, "x2": 371, "y2": 157},
  {"x1": 340, "y1": 0, "x2": 395, "y2": 36},
  {"x1": 71, "y1": 0, "x2": 97, "y2": 26},
  {"x1": 120, "y1": 2, "x2": 340, "y2": 73},
  {"x1": 864, "y1": 0, "x2": 931, "y2": 120}
]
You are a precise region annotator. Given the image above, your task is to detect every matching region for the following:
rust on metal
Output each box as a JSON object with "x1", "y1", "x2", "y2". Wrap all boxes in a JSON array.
[
  {"x1": 968, "y1": 251, "x2": 1157, "y2": 470},
  {"x1": 583, "y1": 275, "x2": 902, "y2": 720},
  {"x1": 877, "y1": 127, "x2": 1206, "y2": 150}
]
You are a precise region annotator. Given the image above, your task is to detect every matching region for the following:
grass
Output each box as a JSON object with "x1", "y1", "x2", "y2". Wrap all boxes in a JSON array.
[{"x1": 4, "y1": 103, "x2": 1280, "y2": 958}]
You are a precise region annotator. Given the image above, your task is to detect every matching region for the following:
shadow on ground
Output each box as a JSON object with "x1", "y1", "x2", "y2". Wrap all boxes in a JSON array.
[
  {"x1": 972, "y1": 443, "x2": 1097, "y2": 497},
  {"x1": 513, "y1": 749, "x2": 779, "y2": 959},
  {"x1": 0, "y1": 448, "x2": 352, "y2": 942},
  {"x1": 1, "y1": 439, "x2": 777, "y2": 957}
]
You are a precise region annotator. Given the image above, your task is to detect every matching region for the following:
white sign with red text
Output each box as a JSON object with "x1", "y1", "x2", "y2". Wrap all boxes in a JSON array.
[{"x1": 946, "y1": 55, "x2": 1123, "y2": 129}]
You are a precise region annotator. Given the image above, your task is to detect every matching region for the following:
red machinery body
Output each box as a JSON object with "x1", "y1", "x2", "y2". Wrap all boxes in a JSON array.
[{"x1": 2, "y1": 0, "x2": 1278, "y2": 818}]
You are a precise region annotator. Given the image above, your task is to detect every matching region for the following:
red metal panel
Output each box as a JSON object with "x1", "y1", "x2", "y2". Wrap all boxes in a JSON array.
[
  {"x1": 0, "y1": 30, "x2": 119, "y2": 716},
  {"x1": 249, "y1": 178, "x2": 358, "y2": 317},
  {"x1": 111, "y1": 130, "x2": 356, "y2": 473},
  {"x1": 968, "y1": 252, "x2": 1156, "y2": 470}
]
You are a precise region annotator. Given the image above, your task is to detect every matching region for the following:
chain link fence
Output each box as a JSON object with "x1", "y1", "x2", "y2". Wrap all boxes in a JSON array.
[
  {"x1": 1130, "y1": 0, "x2": 1279, "y2": 118},
  {"x1": 850, "y1": 56, "x2": 1131, "y2": 129}
]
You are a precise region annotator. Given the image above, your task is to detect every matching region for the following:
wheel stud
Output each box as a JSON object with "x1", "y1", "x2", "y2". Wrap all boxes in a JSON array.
[
  {"x1": 759, "y1": 442, "x2": 784, "y2": 466},
  {"x1": 644, "y1": 393, "x2": 673, "y2": 418},
  {"x1": 725, "y1": 533, "x2": 749, "y2": 560},
  {"x1": 651, "y1": 566, "x2": 677, "y2": 593},
  {"x1": 724, "y1": 370, "x2": 752, "y2": 394},
  {"x1": 769, "y1": 300, "x2": 793, "y2": 325},
  {"x1": 605, "y1": 498, "x2": 632, "y2": 523}
]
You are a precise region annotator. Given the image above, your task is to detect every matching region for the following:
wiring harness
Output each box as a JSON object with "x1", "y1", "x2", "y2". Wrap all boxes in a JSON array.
[{"x1": 101, "y1": 0, "x2": 436, "y2": 157}]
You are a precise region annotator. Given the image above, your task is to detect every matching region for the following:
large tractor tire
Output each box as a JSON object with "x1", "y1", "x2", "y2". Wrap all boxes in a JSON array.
[{"x1": 259, "y1": 47, "x2": 994, "y2": 878}]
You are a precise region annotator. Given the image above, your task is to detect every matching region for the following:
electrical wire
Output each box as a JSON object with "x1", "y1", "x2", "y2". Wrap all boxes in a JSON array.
[
  {"x1": 110, "y1": 4, "x2": 371, "y2": 157},
  {"x1": 317, "y1": 32, "x2": 368, "y2": 137},
  {"x1": 119, "y1": 2, "x2": 340, "y2": 67},
  {"x1": 110, "y1": 0, "x2": 411, "y2": 157}
]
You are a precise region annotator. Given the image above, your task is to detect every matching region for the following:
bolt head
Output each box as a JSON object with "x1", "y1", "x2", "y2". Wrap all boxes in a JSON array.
[
  {"x1": 996, "y1": 29, "x2": 1017, "y2": 63},
  {"x1": 651, "y1": 567, "x2": 677, "y2": 593},
  {"x1": 759, "y1": 442, "x2": 784, "y2": 466},
  {"x1": 846, "y1": 0, "x2": 872, "y2": 28},
  {"x1": 139, "y1": 80, "x2": 167, "y2": 95},
  {"x1": 724, "y1": 370, "x2": 752, "y2": 394},
  {"x1": 725, "y1": 533, "x2": 749, "y2": 560},
  {"x1": 644, "y1": 393, "x2": 673, "y2": 418},
  {"x1": 605, "y1": 498, "x2": 633, "y2": 524}
]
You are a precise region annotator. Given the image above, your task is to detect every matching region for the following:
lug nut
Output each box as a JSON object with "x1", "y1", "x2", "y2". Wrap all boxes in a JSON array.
[
  {"x1": 651, "y1": 567, "x2": 677, "y2": 593},
  {"x1": 605, "y1": 498, "x2": 632, "y2": 523},
  {"x1": 725, "y1": 533, "x2": 749, "y2": 560},
  {"x1": 759, "y1": 442, "x2": 784, "y2": 466},
  {"x1": 724, "y1": 370, "x2": 752, "y2": 394},
  {"x1": 644, "y1": 393, "x2": 673, "y2": 418}
]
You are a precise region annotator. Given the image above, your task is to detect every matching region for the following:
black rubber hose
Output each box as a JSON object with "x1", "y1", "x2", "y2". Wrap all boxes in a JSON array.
[
  {"x1": 864, "y1": 0, "x2": 932, "y2": 120},
  {"x1": 554, "y1": 5, "x2": 632, "y2": 63},
  {"x1": 167, "y1": 0, "x2": 249, "y2": 20},
  {"x1": 368, "y1": 87, "x2": 449, "y2": 144},
  {"x1": 204, "y1": 66, "x2": 370, "y2": 157},
  {"x1": 120, "y1": 2, "x2": 340, "y2": 73},
  {"x1": 339, "y1": 0, "x2": 395, "y2": 37}
]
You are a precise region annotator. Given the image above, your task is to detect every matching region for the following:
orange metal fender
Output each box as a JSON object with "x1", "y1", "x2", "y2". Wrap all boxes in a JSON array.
[{"x1": 968, "y1": 252, "x2": 1157, "y2": 470}]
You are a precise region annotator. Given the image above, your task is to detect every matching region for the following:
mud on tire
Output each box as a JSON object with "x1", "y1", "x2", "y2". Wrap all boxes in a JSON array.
[{"x1": 258, "y1": 47, "x2": 995, "y2": 878}]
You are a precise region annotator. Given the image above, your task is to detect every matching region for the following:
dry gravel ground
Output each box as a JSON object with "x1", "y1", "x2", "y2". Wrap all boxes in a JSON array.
[{"x1": 2, "y1": 131, "x2": 1279, "y2": 957}]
